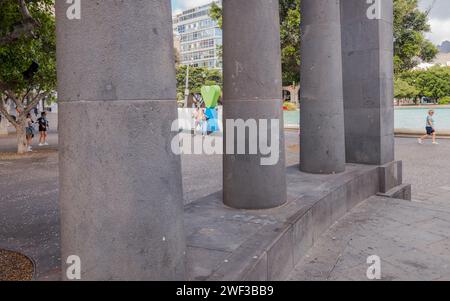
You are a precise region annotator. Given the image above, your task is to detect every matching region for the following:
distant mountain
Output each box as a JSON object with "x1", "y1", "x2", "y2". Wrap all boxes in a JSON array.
[{"x1": 438, "y1": 41, "x2": 450, "y2": 53}]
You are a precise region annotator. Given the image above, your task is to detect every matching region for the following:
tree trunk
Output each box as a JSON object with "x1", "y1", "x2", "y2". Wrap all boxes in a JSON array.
[
  {"x1": 0, "y1": 115, "x2": 8, "y2": 135},
  {"x1": 16, "y1": 123, "x2": 28, "y2": 154},
  {"x1": 0, "y1": 102, "x2": 9, "y2": 135}
]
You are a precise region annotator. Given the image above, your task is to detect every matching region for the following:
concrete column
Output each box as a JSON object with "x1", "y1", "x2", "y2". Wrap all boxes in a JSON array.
[
  {"x1": 341, "y1": 0, "x2": 395, "y2": 165},
  {"x1": 56, "y1": 1, "x2": 185, "y2": 280},
  {"x1": 223, "y1": 0, "x2": 287, "y2": 209},
  {"x1": 300, "y1": 0, "x2": 346, "y2": 174}
]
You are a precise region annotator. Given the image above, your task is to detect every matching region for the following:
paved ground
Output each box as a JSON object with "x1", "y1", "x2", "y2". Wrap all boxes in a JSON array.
[
  {"x1": 287, "y1": 137, "x2": 450, "y2": 281},
  {"x1": 2, "y1": 130, "x2": 446, "y2": 202},
  {"x1": 0, "y1": 132, "x2": 58, "y2": 153},
  {"x1": 288, "y1": 195, "x2": 450, "y2": 281},
  {"x1": 395, "y1": 137, "x2": 450, "y2": 200},
  {"x1": 0, "y1": 150, "x2": 60, "y2": 280},
  {"x1": 1, "y1": 131, "x2": 449, "y2": 280}
]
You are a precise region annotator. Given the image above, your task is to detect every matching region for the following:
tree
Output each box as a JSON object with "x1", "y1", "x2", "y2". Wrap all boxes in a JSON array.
[
  {"x1": 394, "y1": 78, "x2": 419, "y2": 104},
  {"x1": 0, "y1": 0, "x2": 56, "y2": 154},
  {"x1": 279, "y1": 0, "x2": 300, "y2": 86},
  {"x1": 393, "y1": 0, "x2": 439, "y2": 73},
  {"x1": 210, "y1": 2, "x2": 222, "y2": 29},
  {"x1": 176, "y1": 65, "x2": 222, "y2": 99},
  {"x1": 400, "y1": 66, "x2": 450, "y2": 101}
]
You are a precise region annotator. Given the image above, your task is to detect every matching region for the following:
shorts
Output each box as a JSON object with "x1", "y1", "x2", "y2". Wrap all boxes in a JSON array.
[
  {"x1": 26, "y1": 127, "x2": 34, "y2": 138},
  {"x1": 39, "y1": 127, "x2": 47, "y2": 132},
  {"x1": 426, "y1": 126, "x2": 435, "y2": 135}
]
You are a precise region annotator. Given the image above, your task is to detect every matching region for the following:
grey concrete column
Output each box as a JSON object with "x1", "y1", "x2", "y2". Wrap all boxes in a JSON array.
[
  {"x1": 56, "y1": 0, "x2": 185, "y2": 280},
  {"x1": 223, "y1": 0, "x2": 287, "y2": 209},
  {"x1": 341, "y1": 0, "x2": 395, "y2": 165},
  {"x1": 300, "y1": 0, "x2": 346, "y2": 174}
]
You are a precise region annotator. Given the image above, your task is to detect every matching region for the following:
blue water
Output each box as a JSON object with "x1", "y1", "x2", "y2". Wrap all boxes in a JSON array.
[
  {"x1": 284, "y1": 108, "x2": 450, "y2": 130},
  {"x1": 284, "y1": 111, "x2": 300, "y2": 126},
  {"x1": 394, "y1": 108, "x2": 450, "y2": 130}
]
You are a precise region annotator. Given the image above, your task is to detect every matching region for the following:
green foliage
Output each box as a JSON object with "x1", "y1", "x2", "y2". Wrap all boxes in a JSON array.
[
  {"x1": 176, "y1": 65, "x2": 222, "y2": 95},
  {"x1": 399, "y1": 66, "x2": 450, "y2": 100},
  {"x1": 283, "y1": 101, "x2": 297, "y2": 111},
  {"x1": 393, "y1": 0, "x2": 439, "y2": 73},
  {"x1": 0, "y1": 0, "x2": 55, "y2": 153},
  {"x1": 0, "y1": 0, "x2": 56, "y2": 95},
  {"x1": 210, "y1": 2, "x2": 222, "y2": 29},
  {"x1": 438, "y1": 96, "x2": 450, "y2": 105},
  {"x1": 394, "y1": 77, "x2": 419, "y2": 100},
  {"x1": 280, "y1": 0, "x2": 300, "y2": 86}
]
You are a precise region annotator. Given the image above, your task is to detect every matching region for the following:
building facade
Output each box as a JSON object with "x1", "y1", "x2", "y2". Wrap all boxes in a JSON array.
[{"x1": 172, "y1": 1, "x2": 222, "y2": 69}]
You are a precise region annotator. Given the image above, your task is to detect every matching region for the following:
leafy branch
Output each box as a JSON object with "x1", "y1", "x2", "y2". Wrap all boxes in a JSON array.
[{"x1": 0, "y1": 0, "x2": 40, "y2": 46}]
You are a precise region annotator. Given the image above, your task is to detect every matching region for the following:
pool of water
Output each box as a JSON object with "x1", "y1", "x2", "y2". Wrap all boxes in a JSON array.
[
  {"x1": 283, "y1": 107, "x2": 450, "y2": 130},
  {"x1": 284, "y1": 110, "x2": 300, "y2": 126},
  {"x1": 394, "y1": 107, "x2": 450, "y2": 130}
]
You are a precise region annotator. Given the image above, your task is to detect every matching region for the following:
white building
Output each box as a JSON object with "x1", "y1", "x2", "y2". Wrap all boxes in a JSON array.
[
  {"x1": 172, "y1": 1, "x2": 222, "y2": 69},
  {"x1": 414, "y1": 52, "x2": 450, "y2": 70}
]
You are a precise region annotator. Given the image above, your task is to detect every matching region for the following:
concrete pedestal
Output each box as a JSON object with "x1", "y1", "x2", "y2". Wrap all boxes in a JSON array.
[
  {"x1": 56, "y1": 0, "x2": 185, "y2": 280},
  {"x1": 300, "y1": 0, "x2": 346, "y2": 174},
  {"x1": 222, "y1": 0, "x2": 287, "y2": 209},
  {"x1": 341, "y1": 0, "x2": 395, "y2": 165}
]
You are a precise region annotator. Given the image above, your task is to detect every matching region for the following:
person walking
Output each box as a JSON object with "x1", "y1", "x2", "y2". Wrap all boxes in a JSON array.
[
  {"x1": 37, "y1": 111, "x2": 49, "y2": 146},
  {"x1": 25, "y1": 113, "x2": 35, "y2": 152},
  {"x1": 418, "y1": 110, "x2": 439, "y2": 145},
  {"x1": 197, "y1": 108, "x2": 207, "y2": 137}
]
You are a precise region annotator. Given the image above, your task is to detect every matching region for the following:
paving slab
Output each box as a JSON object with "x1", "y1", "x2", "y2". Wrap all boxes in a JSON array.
[
  {"x1": 288, "y1": 196, "x2": 450, "y2": 281},
  {"x1": 395, "y1": 137, "x2": 450, "y2": 201}
]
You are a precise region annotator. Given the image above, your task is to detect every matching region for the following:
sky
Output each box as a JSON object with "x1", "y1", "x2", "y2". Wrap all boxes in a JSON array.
[
  {"x1": 171, "y1": 0, "x2": 212, "y2": 15},
  {"x1": 172, "y1": 0, "x2": 450, "y2": 45},
  {"x1": 418, "y1": 0, "x2": 450, "y2": 45}
]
